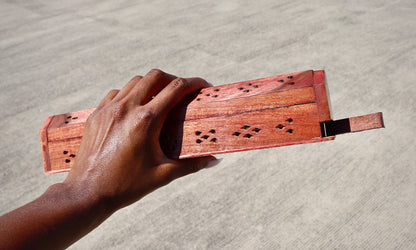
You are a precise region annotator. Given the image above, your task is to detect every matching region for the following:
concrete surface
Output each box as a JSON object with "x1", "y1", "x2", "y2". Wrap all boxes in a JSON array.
[{"x1": 1, "y1": 0, "x2": 415, "y2": 249}]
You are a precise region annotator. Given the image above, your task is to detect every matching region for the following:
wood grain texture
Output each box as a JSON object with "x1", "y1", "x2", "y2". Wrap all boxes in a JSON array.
[
  {"x1": 40, "y1": 70, "x2": 381, "y2": 174},
  {"x1": 349, "y1": 112, "x2": 384, "y2": 132}
]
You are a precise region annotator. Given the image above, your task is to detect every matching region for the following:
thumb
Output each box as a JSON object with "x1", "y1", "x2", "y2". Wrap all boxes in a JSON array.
[{"x1": 159, "y1": 156, "x2": 220, "y2": 185}]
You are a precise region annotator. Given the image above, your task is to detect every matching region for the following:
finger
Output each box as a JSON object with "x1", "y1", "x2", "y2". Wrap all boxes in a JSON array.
[
  {"x1": 127, "y1": 69, "x2": 177, "y2": 105},
  {"x1": 96, "y1": 89, "x2": 119, "y2": 109},
  {"x1": 112, "y1": 75, "x2": 143, "y2": 102},
  {"x1": 156, "y1": 156, "x2": 219, "y2": 186},
  {"x1": 150, "y1": 77, "x2": 210, "y2": 121}
]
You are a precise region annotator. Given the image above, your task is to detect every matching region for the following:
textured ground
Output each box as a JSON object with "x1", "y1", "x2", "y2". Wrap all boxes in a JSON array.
[{"x1": 1, "y1": 0, "x2": 415, "y2": 249}]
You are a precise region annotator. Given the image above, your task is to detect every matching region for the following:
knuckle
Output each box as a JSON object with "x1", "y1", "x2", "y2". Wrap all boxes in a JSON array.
[
  {"x1": 108, "y1": 89, "x2": 119, "y2": 95},
  {"x1": 130, "y1": 75, "x2": 143, "y2": 82},
  {"x1": 148, "y1": 68, "x2": 164, "y2": 78},
  {"x1": 172, "y1": 77, "x2": 188, "y2": 90},
  {"x1": 135, "y1": 108, "x2": 156, "y2": 126},
  {"x1": 107, "y1": 102, "x2": 128, "y2": 122}
]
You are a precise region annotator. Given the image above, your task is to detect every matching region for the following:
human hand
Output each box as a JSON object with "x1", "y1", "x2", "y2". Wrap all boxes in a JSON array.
[{"x1": 63, "y1": 69, "x2": 218, "y2": 211}]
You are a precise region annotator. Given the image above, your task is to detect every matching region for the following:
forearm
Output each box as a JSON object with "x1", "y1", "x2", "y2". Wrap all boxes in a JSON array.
[{"x1": 0, "y1": 182, "x2": 112, "y2": 249}]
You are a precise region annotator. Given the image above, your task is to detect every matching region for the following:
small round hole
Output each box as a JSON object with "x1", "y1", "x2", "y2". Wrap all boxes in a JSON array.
[
  {"x1": 65, "y1": 159, "x2": 71, "y2": 163},
  {"x1": 69, "y1": 154, "x2": 76, "y2": 158},
  {"x1": 202, "y1": 135, "x2": 209, "y2": 139},
  {"x1": 248, "y1": 83, "x2": 252, "y2": 86},
  {"x1": 196, "y1": 139, "x2": 202, "y2": 144},
  {"x1": 241, "y1": 125, "x2": 250, "y2": 129},
  {"x1": 196, "y1": 98, "x2": 201, "y2": 101},
  {"x1": 212, "y1": 95, "x2": 218, "y2": 98},
  {"x1": 253, "y1": 85, "x2": 259, "y2": 88},
  {"x1": 238, "y1": 87, "x2": 244, "y2": 90},
  {"x1": 63, "y1": 151, "x2": 68, "y2": 155},
  {"x1": 243, "y1": 89, "x2": 250, "y2": 93},
  {"x1": 195, "y1": 131, "x2": 202, "y2": 136},
  {"x1": 286, "y1": 129, "x2": 293, "y2": 134},
  {"x1": 206, "y1": 93, "x2": 211, "y2": 96},
  {"x1": 286, "y1": 118, "x2": 293, "y2": 123},
  {"x1": 214, "y1": 89, "x2": 220, "y2": 92},
  {"x1": 278, "y1": 79, "x2": 284, "y2": 83},
  {"x1": 65, "y1": 121, "x2": 69, "y2": 124},
  {"x1": 288, "y1": 82, "x2": 295, "y2": 85},
  {"x1": 243, "y1": 134, "x2": 252, "y2": 138},
  {"x1": 67, "y1": 116, "x2": 72, "y2": 119},
  {"x1": 210, "y1": 138, "x2": 217, "y2": 143},
  {"x1": 287, "y1": 76, "x2": 293, "y2": 79},
  {"x1": 209, "y1": 129, "x2": 216, "y2": 134},
  {"x1": 233, "y1": 132, "x2": 241, "y2": 136}
]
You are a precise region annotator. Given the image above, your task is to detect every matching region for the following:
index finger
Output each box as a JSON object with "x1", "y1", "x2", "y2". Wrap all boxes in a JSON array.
[{"x1": 149, "y1": 77, "x2": 210, "y2": 121}]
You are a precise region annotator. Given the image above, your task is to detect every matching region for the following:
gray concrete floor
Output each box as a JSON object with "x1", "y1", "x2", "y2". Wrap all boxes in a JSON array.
[{"x1": 1, "y1": 0, "x2": 415, "y2": 249}]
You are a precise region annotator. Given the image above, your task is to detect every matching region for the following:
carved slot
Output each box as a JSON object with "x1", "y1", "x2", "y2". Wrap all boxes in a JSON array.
[
  {"x1": 286, "y1": 129, "x2": 293, "y2": 134},
  {"x1": 286, "y1": 118, "x2": 293, "y2": 123},
  {"x1": 210, "y1": 138, "x2": 217, "y2": 143},
  {"x1": 195, "y1": 131, "x2": 202, "y2": 136},
  {"x1": 233, "y1": 132, "x2": 241, "y2": 136},
  {"x1": 288, "y1": 82, "x2": 295, "y2": 85},
  {"x1": 252, "y1": 128, "x2": 261, "y2": 133},
  {"x1": 278, "y1": 79, "x2": 284, "y2": 83},
  {"x1": 253, "y1": 85, "x2": 259, "y2": 88},
  {"x1": 276, "y1": 124, "x2": 284, "y2": 129},
  {"x1": 202, "y1": 135, "x2": 209, "y2": 140},
  {"x1": 241, "y1": 125, "x2": 250, "y2": 130},
  {"x1": 243, "y1": 89, "x2": 250, "y2": 93},
  {"x1": 243, "y1": 134, "x2": 252, "y2": 138}
]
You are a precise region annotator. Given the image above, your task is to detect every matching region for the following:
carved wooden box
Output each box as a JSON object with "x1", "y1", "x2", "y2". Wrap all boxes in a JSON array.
[{"x1": 40, "y1": 70, "x2": 383, "y2": 173}]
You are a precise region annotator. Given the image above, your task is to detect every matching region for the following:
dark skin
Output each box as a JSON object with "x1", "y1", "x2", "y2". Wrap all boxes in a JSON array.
[{"x1": 0, "y1": 69, "x2": 218, "y2": 249}]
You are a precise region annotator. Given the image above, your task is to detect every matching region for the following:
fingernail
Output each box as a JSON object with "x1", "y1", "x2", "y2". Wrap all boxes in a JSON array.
[{"x1": 204, "y1": 158, "x2": 223, "y2": 169}]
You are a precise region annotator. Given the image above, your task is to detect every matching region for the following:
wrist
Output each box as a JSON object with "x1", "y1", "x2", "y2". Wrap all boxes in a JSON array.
[{"x1": 47, "y1": 181, "x2": 114, "y2": 219}]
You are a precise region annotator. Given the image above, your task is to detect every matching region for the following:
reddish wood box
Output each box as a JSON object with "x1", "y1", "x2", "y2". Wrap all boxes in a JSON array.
[{"x1": 40, "y1": 70, "x2": 384, "y2": 174}]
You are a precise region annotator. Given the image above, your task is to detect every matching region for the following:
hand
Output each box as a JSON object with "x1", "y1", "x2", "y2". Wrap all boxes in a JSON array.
[{"x1": 64, "y1": 69, "x2": 217, "y2": 211}]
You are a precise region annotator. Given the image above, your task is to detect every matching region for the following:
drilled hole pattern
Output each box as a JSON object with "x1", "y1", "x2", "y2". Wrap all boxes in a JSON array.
[
  {"x1": 232, "y1": 125, "x2": 262, "y2": 139},
  {"x1": 275, "y1": 75, "x2": 295, "y2": 85},
  {"x1": 64, "y1": 115, "x2": 78, "y2": 124},
  {"x1": 196, "y1": 88, "x2": 221, "y2": 101},
  {"x1": 195, "y1": 129, "x2": 217, "y2": 144},
  {"x1": 237, "y1": 82, "x2": 262, "y2": 93},
  {"x1": 63, "y1": 150, "x2": 76, "y2": 163},
  {"x1": 276, "y1": 118, "x2": 294, "y2": 134}
]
